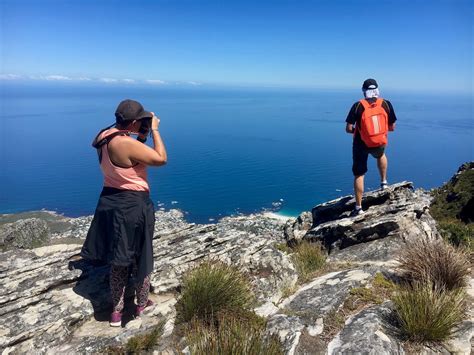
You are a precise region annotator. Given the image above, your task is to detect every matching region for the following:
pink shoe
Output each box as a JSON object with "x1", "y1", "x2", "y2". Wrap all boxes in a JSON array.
[
  {"x1": 110, "y1": 311, "x2": 122, "y2": 327},
  {"x1": 135, "y1": 299, "x2": 154, "y2": 317}
]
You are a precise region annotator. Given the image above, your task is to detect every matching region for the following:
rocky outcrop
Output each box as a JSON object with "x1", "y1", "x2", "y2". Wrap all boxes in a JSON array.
[
  {"x1": 0, "y1": 218, "x2": 50, "y2": 250},
  {"x1": 285, "y1": 182, "x2": 438, "y2": 262},
  {"x1": 0, "y1": 182, "x2": 471, "y2": 354}
]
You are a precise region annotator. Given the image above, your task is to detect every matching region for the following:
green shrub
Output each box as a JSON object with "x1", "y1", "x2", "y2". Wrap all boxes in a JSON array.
[
  {"x1": 438, "y1": 220, "x2": 473, "y2": 250},
  {"x1": 430, "y1": 164, "x2": 474, "y2": 222},
  {"x1": 185, "y1": 311, "x2": 283, "y2": 355},
  {"x1": 292, "y1": 241, "x2": 326, "y2": 282},
  {"x1": 176, "y1": 260, "x2": 254, "y2": 324},
  {"x1": 393, "y1": 283, "x2": 466, "y2": 343},
  {"x1": 398, "y1": 238, "x2": 470, "y2": 290}
]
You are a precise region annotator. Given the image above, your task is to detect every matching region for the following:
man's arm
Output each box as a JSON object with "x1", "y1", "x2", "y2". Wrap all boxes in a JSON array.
[
  {"x1": 345, "y1": 102, "x2": 358, "y2": 134},
  {"x1": 384, "y1": 100, "x2": 397, "y2": 131},
  {"x1": 346, "y1": 123, "x2": 355, "y2": 133}
]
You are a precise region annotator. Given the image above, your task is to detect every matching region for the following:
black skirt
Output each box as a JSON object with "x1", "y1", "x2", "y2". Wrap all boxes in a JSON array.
[{"x1": 81, "y1": 187, "x2": 155, "y2": 282}]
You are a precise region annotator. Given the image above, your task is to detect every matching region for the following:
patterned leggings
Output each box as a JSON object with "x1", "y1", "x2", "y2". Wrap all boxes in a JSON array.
[{"x1": 110, "y1": 264, "x2": 151, "y2": 313}]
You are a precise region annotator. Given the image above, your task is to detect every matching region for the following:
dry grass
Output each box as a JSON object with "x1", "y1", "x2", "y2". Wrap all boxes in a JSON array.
[
  {"x1": 398, "y1": 238, "x2": 470, "y2": 290},
  {"x1": 291, "y1": 241, "x2": 326, "y2": 282},
  {"x1": 185, "y1": 311, "x2": 283, "y2": 355},
  {"x1": 393, "y1": 282, "x2": 466, "y2": 343},
  {"x1": 280, "y1": 280, "x2": 299, "y2": 299},
  {"x1": 176, "y1": 260, "x2": 254, "y2": 324},
  {"x1": 102, "y1": 321, "x2": 165, "y2": 354}
]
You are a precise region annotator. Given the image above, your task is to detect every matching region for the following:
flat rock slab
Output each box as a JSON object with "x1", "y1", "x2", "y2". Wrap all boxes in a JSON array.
[
  {"x1": 279, "y1": 268, "x2": 375, "y2": 322},
  {"x1": 267, "y1": 267, "x2": 378, "y2": 354}
]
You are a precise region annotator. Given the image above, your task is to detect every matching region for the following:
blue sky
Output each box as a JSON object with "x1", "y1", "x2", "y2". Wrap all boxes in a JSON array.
[{"x1": 1, "y1": 0, "x2": 472, "y2": 92}]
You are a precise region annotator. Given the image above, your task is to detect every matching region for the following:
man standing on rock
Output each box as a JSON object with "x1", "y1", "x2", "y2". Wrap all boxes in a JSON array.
[{"x1": 345, "y1": 79, "x2": 397, "y2": 216}]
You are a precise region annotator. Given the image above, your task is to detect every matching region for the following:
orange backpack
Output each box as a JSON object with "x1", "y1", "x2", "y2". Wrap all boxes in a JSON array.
[{"x1": 358, "y1": 98, "x2": 388, "y2": 147}]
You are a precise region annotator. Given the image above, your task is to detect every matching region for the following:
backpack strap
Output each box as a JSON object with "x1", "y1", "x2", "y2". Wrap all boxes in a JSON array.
[
  {"x1": 359, "y1": 99, "x2": 371, "y2": 109},
  {"x1": 92, "y1": 130, "x2": 129, "y2": 149},
  {"x1": 92, "y1": 126, "x2": 130, "y2": 163}
]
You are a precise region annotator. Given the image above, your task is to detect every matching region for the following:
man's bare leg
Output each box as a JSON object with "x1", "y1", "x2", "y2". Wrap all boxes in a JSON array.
[
  {"x1": 377, "y1": 154, "x2": 388, "y2": 186},
  {"x1": 354, "y1": 175, "x2": 364, "y2": 208}
]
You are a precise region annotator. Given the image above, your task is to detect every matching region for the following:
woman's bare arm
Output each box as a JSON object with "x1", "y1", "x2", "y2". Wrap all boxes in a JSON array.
[{"x1": 126, "y1": 115, "x2": 167, "y2": 166}]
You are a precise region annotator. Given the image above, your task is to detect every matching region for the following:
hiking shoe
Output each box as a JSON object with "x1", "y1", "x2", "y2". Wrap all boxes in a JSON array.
[
  {"x1": 110, "y1": 311, "x2": 122, "y2": 327},
  {"x1": 350, "y1": 208, "x2": 364, "y2": 217},
  {"x1": 380, "y1": 182, "x2": 388, "y2": 190},
  {"x1": 135, "y1": 299, "x2": 154, "y2": 317}
]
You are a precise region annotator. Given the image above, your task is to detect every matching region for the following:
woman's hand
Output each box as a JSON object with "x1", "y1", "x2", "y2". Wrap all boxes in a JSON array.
[
  {"x1": 151, "y1": 112, "x2": 160, "y2": 131},
  {"x1": 126, "y1": 111, "x2": 167, "y2": 166}
]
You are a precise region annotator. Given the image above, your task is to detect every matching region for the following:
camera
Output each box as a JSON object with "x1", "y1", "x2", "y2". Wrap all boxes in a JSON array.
[
  {"x1": 138, "y1": 117, "x2": 151, "y2": 135},
  {"x1": 137, "y1": 118, "x2": 152, "y2": 143}
]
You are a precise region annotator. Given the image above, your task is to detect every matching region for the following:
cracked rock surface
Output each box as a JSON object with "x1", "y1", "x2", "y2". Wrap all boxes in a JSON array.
[{"x1": 0, "y1": 183, "x2": 472, "y2": 354}]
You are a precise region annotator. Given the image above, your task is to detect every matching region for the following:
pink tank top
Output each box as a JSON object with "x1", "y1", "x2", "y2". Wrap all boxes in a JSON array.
[{"x1": 97, "y1": 129, "x2": 150, "y2": 192}]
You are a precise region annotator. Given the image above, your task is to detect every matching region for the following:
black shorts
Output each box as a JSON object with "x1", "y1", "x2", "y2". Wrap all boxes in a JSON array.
[{"x1": 352, "y1": 142, "x2": 385, "y2": 177}]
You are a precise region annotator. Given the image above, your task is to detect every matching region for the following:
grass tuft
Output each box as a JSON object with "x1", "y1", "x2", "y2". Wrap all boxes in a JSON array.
[
  {"x1": 176, "y1": 260, "x2": 254, "y2": 324},
  {"x1": 185, "y1": 311, "x2": 283, "y2": 355},
  {"x1": 103, "y1": 321, "x2": 165, "y2": 354},
  {"x1": 393, "y1": 283, "x2": 466, "y2": 343},
  {"x1": 398, "y1": 238, "x2": 470, "y2": 290},
  {"x1": 291, "y1": 241, "x2": 326, "y2": 282}
]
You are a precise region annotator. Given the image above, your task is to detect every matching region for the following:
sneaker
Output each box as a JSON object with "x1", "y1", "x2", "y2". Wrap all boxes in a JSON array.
[
  {"x1": 110, "y1": 311, "x2": 122, "y2": 327},
  {"x1": 135, "y1": 299, "x2": 154, "y2": 317},
  {"x1": 350, "y1": 208, "x2": 364, "y2": 217},
  {"x1": 380, "y1": 182, "x2": 388, "y2": 190}
]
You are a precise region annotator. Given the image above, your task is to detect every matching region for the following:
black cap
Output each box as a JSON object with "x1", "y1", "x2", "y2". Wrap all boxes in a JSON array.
[
  {"x1": 115, "y1": 99, "x2": 152, "y2": 123},
  {"x1": 362, "y1": 78, "x2": 378, "y2": 90}
]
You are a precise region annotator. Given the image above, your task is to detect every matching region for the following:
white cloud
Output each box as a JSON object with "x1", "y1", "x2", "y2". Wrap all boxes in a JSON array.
[
  {"x1": 122, "y1": 78, "x2": 135, "y2": 83},
  {"x1": 99, "y1": 78, "x2": 119, "y2": 83},
  {"x1": 145, "y1": 79, "x2": 166, "y2": 85},
  {"x1": 0, "y1": 74, "x2": 22, "y2": 80},
  {"x1": 76, "y1": 77, "x2": 92, "y2": 81},
  {"x1": 187, "y1": 81, "x2": 201, "y2": 86},
  {"x1": 44, "y1": 75, "x2": 73, "y2": 81}
]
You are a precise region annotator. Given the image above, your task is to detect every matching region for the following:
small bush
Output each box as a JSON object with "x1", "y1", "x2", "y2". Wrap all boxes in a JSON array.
[
  {"x1": 176, "y1": 260, "x2": 254, "y2": 324},
  {"x1": 292, "y1": 241, "x2": 326, "y2": 282},
  {"x1": 185, "y1": 311, "x2": 283, "y2": 355},
  {"x1": 393, "y1": 283, "x2": 466, "y2": 343},
  {"x1": 398, "y1": 238, "x2": 470, "y2": 290}
]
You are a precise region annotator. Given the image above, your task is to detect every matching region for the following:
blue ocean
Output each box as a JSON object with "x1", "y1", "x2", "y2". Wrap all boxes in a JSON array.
[{"x1": 1, "y1": 83, "x2": 473, "y2": 223}]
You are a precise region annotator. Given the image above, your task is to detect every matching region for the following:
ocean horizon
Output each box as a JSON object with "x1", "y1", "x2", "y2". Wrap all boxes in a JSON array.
[{"x1": 1, "y1": 83, "x2": 473, "y2": 223}]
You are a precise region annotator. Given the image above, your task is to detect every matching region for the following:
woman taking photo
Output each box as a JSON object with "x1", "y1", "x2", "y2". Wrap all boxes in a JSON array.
[{"x1": 81, "y1": 99, "x2": 167, "y2": 327}]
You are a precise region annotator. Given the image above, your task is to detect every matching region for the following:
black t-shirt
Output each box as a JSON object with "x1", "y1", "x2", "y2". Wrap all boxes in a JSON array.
[{"x1": 346, "y1": 97, "x2": 397, "y2": 146}]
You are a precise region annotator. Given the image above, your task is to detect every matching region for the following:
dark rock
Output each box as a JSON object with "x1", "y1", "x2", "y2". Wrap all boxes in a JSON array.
[{"x1": 285, "y1": 182, "x2": 438, "y2": 262}]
